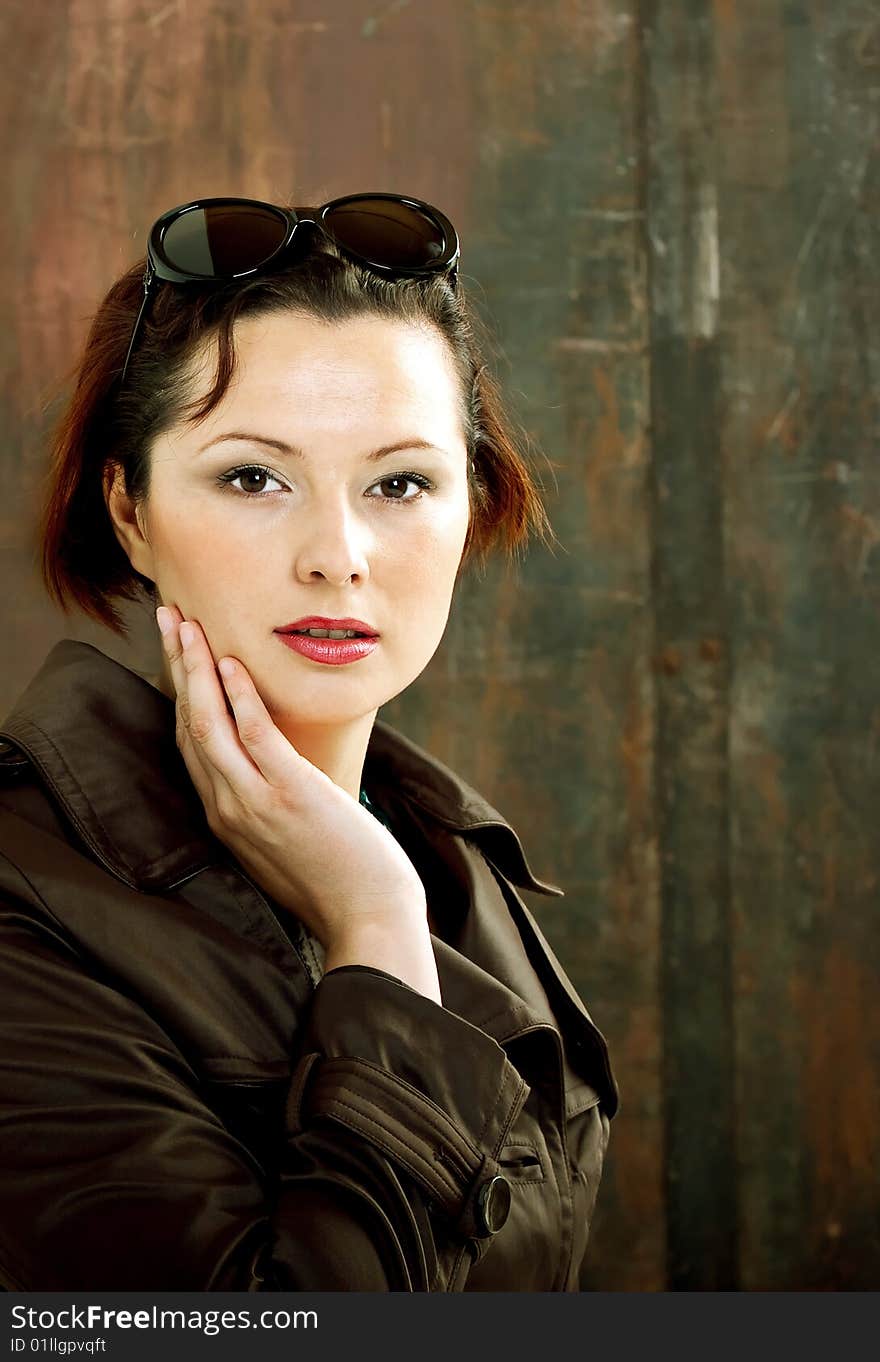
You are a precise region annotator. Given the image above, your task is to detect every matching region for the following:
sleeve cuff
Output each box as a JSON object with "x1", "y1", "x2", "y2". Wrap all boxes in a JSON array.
[{"x1": 286, "y1": 965, "x2": 529, "y2": 1237}]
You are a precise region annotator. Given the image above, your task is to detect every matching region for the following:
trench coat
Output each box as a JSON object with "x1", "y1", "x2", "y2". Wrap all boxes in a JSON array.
[{"x1": 0, "y1": 639, "x2": 618, "y2": 1292}]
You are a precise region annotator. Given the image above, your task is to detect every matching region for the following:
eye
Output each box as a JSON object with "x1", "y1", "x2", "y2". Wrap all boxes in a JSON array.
[
  {"x1": 215, "y1": 464, "x2": 288, "y2": 497},
  {"x1": 367, "y1": 472, "x2": 434, "y2": 505},
  {"x1": 214, "y1": 464, "x2": 435, "y2": 503}
]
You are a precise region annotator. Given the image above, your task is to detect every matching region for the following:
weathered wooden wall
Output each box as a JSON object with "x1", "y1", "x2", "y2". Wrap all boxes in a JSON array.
[{"x1": 1, "y1": 0, "x2": 876, "y2": 1290}]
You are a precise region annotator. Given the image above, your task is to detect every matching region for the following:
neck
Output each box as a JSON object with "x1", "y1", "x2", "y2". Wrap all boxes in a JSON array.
[
  {"x1": 274, "y1": 712, "x2": 377, "y2": 803},
  {"x1": 137, "y1": 663, "x2": 376, "y2": 803}
]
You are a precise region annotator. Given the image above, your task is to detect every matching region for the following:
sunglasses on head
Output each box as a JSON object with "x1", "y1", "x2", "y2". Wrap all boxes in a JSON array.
[{"x1": 117, "y1": 192, "x2": 461, "y2": 391}]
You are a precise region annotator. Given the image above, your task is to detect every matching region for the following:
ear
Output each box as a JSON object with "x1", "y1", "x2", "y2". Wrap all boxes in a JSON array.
[{"x1": 103, "y1": 462, "x2": 155, "y2": 581}]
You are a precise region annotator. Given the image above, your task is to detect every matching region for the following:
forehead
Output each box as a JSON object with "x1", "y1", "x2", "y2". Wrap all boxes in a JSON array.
[{"x1": 183, "y1": 311, "x2": 466, "y2": 437}]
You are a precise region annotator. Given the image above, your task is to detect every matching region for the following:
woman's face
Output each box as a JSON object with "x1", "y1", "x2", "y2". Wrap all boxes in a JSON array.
[{"x1": 119, "y1": 310, "x2": 472, "y2": 729}]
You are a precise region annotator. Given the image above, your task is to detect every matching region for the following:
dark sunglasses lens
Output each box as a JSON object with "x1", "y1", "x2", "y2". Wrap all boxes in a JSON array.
[
  {"x1": 323, "y1": 198, "x2": 446, "y2": 268},
  {"x1": 161, "y1": 204, "x2": 288, "y2": 277}
]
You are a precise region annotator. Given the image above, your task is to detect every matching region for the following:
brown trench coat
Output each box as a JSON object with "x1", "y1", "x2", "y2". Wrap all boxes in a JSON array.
[{"x1": 0, "y1": 640, "x2": 619, "y2": 1292}]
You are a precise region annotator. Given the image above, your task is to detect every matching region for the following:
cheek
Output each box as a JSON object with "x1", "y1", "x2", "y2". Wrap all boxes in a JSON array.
[
  {"x1": 410, "y1": 490, "x2": 471, "y2": 561},
  {"x1": 150, "y1": 499, "x2": 246, "y2": 569},
  {"x1": 389, "y1": 530, "x2": 465, "y2": 650},
  {"x1": 392, "y1": 515, "x2": 466, "y2": 590}
]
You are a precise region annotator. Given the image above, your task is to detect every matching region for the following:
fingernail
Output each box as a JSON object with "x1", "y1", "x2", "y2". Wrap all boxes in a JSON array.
[
  {"x1": 179, "y1": 622, "x2": 195, "y2": 650},
  {"x1": 156, "y1": 607, "x2": 172, "y2": 637},
  {"x1": 218, "y1": 658, "x2": 235, "y2": 679}
]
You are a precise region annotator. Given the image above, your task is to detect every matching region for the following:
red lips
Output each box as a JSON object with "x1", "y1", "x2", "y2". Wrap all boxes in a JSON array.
[{"x1": 276, "y1": 616, "x2": 379, "y2": 636}]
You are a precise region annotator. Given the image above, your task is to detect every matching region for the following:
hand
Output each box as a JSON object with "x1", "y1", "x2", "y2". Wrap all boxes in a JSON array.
[{"x1": 155, "y1": 604, "x2": 429, "y2": 951}]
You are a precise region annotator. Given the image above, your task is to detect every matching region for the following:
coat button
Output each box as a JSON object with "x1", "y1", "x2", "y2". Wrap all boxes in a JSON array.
[{"x1": 475, "y1": 1174, "x2": 512, "y2": 1236}]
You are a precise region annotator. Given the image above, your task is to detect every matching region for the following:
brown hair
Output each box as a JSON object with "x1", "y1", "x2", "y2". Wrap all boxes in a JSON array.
[{"x1": 37, "y1": 227, "x2": 557, "y2": 637}]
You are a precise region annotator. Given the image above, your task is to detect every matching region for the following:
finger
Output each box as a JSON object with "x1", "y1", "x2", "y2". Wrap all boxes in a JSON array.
[
  {"x1": 175, "y1": 618, "x2": 265, "y2": 794},
  {"x1": 156, "y1": 604, "x2": 195, "y2": 757},
  {"x1": 156, "y1": 603, "x2": 191, "y2": 709},
  {"x1": 216, "y1": 653, "x2": 314, "y2": 794},
  {"x1": 157, "y1": 606, "x2": 259, "y2": 821},
  {"x1": 157, "y1": 604, "x2": 221, "y2": 737},
  {"x1": 154, "y1": 609, "x2": 221, "y2": 815},
  {"x1": 157, "y1": 606, "x2": 310, "y2": 802}
]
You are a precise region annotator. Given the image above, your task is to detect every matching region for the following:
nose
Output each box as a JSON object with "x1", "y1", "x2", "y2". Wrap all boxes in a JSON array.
[{"x1": 293, "y1": 487, "x2": 372, "y2": 586}]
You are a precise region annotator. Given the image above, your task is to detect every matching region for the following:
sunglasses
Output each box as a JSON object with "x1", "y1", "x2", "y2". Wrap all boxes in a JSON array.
[{"x1": 117, "y1": 192, "x2": 461, "y2": 390}]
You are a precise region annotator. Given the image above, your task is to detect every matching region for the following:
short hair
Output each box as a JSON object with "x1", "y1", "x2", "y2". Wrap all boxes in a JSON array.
[{"x1": 36, "y1": 225, "x2": 558, "y2": 637}]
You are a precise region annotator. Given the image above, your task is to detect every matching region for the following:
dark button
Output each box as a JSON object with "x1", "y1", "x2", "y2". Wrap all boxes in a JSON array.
[
  {"x1": 475, "y1": 1174, "x2": 512, "y2": 1236},
  {"x1": 0, "y1": 741, "x2": 29, "y2": 781}
]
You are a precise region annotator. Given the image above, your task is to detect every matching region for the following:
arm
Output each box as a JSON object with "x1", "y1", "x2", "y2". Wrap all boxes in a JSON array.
[{"x1": 0, "y1": 862, "x2": 527, "y2": 1292}]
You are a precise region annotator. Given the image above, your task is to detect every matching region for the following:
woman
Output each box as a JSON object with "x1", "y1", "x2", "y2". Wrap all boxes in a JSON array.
[{"x1": 0, "y1": 194, "x2": 618, "y2": 1291}]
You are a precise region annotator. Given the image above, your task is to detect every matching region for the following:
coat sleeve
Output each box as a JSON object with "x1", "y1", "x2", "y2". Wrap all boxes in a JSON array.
[{"x1": 0, "y1": 855, "x2": 529, "y2": 1292}]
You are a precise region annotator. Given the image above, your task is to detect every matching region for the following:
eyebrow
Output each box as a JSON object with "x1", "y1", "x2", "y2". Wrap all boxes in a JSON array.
[{"x1": 196, "y1": 432, "x2": 450, "y2": 462}]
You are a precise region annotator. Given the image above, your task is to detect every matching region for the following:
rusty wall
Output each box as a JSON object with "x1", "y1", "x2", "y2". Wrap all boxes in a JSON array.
[{"x1": 1, "y1": 0, "x2": 877, "y2": 1290}]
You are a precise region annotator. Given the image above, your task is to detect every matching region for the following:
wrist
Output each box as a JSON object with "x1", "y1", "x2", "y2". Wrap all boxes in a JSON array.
[{"x1": 324, "y1": 915, "x2": 441, "y2": 1005}]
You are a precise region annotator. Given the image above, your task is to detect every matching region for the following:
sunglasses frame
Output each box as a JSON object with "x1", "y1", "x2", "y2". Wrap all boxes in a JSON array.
[{"x1": 117, "y1": 192, "x2": 461, "y2": 391}]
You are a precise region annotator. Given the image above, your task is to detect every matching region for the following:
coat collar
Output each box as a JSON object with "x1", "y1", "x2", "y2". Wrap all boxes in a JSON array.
[{"x1": 0, "y1": 640, "x2": 564, "y2": 900}]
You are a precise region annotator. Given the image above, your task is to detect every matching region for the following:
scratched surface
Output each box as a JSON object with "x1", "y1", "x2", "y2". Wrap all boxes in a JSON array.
[
  {"x1": 714, "y1": 0, "x2": 880, "y2": 1290},
  {"x1": 0, "y1": 0, "x2": 877, "y2": 1291}
]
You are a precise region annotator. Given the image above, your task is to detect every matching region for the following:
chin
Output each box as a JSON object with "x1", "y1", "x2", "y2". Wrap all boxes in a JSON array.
[{"x1": 265, "y1": 684, "x2": 384, "y2": 720}]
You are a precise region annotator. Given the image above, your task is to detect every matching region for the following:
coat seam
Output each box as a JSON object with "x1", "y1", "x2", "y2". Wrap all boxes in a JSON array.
[{"x1": 305, "y1": 1095, "x2": 464, "y2": 1206}]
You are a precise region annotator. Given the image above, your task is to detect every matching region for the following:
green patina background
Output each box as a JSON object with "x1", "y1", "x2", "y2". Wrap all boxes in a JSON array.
[{"x1": 1, "y1": 0, "x2": 877, "y2": 1290}]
